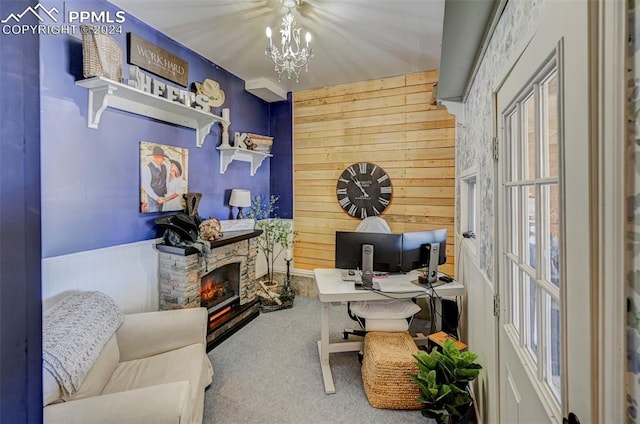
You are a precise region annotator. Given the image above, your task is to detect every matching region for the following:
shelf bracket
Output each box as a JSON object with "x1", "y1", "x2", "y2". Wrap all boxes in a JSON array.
[
  {"x1": 217, "y1": 146, "x2": 272, "y2": 176},
  {"x1": 87, "y1": 83, "x2": 117, "y2": 129}
]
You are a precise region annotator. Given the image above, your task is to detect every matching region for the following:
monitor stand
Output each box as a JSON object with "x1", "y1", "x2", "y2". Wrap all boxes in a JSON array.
[
  {"x1": 361, "y1": 244, "x2": 374, "y2": 289},
  {"x1": 424, "y1": 242, "x2": 440, "y2": 284}
]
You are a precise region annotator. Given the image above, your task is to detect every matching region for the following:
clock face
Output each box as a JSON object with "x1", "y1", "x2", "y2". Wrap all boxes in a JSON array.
[{"x1": 336, "y1": 162, "x2": 393, "y2": 218}]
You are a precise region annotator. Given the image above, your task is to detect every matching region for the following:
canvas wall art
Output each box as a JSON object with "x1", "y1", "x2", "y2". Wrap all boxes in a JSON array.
[{"x1": 140, "y1": 141, "x2": 189, "y2": 213}]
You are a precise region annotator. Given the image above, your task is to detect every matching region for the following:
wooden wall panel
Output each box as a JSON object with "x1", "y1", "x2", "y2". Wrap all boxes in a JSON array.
[{"x1": 293, "y1": 71, "x2": 456, "y2": 276}]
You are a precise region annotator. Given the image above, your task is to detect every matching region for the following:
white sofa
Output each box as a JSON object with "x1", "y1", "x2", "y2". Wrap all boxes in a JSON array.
[{"x1": 43, "y1": 292, "x2": 213, "y2": 424}]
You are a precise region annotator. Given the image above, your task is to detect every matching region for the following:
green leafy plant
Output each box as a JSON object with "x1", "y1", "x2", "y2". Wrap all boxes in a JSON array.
[
  {"x1": 246, "y1": 195, "x2": 296, "y2": 287},
  {"x1": 412, "y1": 339, "x2": 482, "y2": 424}
]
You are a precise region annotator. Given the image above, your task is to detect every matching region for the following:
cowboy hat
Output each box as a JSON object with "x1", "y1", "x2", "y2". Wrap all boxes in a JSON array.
[
  {"x1": 155, "y1": 213, "x2": 198, "y2": 243},
  {"x1": 148, "y1": 146, "x2": 168, "y2": 157},
  {"x1": 194, "y1": 78, "x2": 225, "y2": 108}
]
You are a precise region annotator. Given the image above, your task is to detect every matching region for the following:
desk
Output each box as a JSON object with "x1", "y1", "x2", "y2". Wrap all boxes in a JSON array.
[{"x1": 314, "y1": 268, "x2": 464, "y2": 394}]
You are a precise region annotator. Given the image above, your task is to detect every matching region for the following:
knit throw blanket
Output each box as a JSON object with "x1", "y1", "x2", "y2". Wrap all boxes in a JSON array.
[{"x1": 43, "y1": 291, "x2": 124, "y2": 397}]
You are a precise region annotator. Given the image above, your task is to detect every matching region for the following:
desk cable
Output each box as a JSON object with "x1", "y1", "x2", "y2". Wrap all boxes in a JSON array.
[
  {"x1": 359, "y1": 283, "x2": 461, "y2": 340},
  {"x1": 424, "y1": 278, "x2": 462, "y2": 340}
]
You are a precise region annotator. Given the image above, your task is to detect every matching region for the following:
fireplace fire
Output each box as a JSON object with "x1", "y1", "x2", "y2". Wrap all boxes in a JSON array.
[{"x1": 200, "y1": 262, "x2": 241, "y2": 313}]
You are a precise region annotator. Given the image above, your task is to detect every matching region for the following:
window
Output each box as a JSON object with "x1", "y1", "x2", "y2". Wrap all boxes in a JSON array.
[{"x1": 502, "y1": 67, "x2": 561, "y2": 404}]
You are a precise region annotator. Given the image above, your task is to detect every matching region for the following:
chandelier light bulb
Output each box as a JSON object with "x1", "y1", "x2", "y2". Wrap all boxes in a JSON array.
[
  {"x1": 305, "y1": 32, "x2": 311, "y2": 45},
  {"x1": 266, "y1": 27, "x2": 272, "y2": 38}
]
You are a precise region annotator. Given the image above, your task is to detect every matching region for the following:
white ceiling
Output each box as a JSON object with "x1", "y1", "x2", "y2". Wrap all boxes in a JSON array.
[{"x1": 108, "y1": 0, "x2": 446, "y2": 95}]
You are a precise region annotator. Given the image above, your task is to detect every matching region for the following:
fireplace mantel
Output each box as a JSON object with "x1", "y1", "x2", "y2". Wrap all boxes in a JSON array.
[{"x1": 156, "y1": 229, "x2": 263, "y2": 256}]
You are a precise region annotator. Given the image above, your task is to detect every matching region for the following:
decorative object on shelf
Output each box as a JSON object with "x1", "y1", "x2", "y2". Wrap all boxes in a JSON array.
[
  {"x1": 199, "y1": 218, "x2": 223, "y2": 241},
  {"x1": 336, "y1": 162, "x2": 393, "y2": 218},
  {"x1": 265, "y1": 0, "x2": 313, "y2": 82},
  {"x1": 127, "y1": 65, "x2": 208, "y2": 110},
  {"x1": 76, "y1": 77, "x2": 229, "y2": 148},
  {"x1": 194, "y1": 78, "x2": 225, "y2": 109},
  {"x1": 234, "y1": 132, "x2": 249, "y2": 149},
  {"x1": 217, "y1": 146, "x2": 272, "y2": 176},
  {"x1": 234, "y1": 132, "x2": 274, "y2": 153},
  {"x1": 247, "y1": 195, "x2": 297, "y2": 290},
  {"x1": 229, "y1": 189, "x2": 252, "y2": 219},
  {"x1": 184, "y1": 192, "x2": 202, "y2": 224},
  {"x1": 81, "y1": 25, "x2": 123, "y2": 82},
  {"x1": 220, "y1": 108, "x2": 230, "y2": 147},
  {"x1": 139, "y1": 142, "x2": 189, "y2": 214},
  {"x1": 411, "y1": 338, "x2": 482, "y2": 424},
  {"x1": 127, "y1": 32, "x2": 188, "y2": 87}
]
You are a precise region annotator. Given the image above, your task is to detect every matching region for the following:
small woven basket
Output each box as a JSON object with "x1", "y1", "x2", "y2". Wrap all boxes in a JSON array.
[
  {"x1": 361, "y1": 331, "x2": 422, "y2": 410},
  {"x1": 81, "y1": 26, "x2": 123, "y2": 82}
]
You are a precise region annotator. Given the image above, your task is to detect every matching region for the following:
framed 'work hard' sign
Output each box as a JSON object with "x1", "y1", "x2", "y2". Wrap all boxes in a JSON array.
[{"x1": 127, "y1": 33, "x2": 188, "y2": 87}]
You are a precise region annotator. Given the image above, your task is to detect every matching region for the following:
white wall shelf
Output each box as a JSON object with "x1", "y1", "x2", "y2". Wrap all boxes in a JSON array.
[
  {"x1": 216, "y1": 146, "x2": 272, "y2": 176},
  {"x1": 75, "y1": 77, "x2": 229, "y2": 148}
]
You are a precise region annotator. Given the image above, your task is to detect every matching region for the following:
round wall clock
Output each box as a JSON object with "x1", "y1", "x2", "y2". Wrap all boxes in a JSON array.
[{"x1": 336, "y1": 162, "x2": 393, "y2": 218}]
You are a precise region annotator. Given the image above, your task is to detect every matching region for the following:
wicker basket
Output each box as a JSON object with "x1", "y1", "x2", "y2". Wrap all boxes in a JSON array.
[
  {"x1": 81, "y1": 26, "x2": 123, "y2": 82},
  {"x1": 361, "y1": 331, "x2": 422, "y2": 410}
]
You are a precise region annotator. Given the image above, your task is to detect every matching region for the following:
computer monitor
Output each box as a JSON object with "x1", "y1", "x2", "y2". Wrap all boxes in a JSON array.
[
  {"x1": 334, "y1": 231, "x2": 403, "y2": 273},
  {"x1": 401, "y1": 229, "x2": 447, "y2": 273}
]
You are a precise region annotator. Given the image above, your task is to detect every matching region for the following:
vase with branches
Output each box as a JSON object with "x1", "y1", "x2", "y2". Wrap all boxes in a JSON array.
[{"x1": 247, "y1": 195, "x2": 296, "y2": 288}]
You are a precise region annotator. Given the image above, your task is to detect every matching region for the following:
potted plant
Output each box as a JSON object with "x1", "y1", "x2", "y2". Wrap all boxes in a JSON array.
[
  {"x1": 411, "y1": 339, "x2": 482, "y2": 424},
  {"x1": 247, "y1": 195, "x2": 296, "y2": 293}
]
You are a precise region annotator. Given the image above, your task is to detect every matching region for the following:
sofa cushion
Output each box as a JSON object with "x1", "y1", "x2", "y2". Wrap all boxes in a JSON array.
[{"x1": 102, "y1": 343, "x2": 210, "y2": 423}]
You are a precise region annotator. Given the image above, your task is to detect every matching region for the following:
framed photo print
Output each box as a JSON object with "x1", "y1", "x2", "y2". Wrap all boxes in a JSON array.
[{"x1": 140, "y1": 141, "x2": 189, "y2": 213}]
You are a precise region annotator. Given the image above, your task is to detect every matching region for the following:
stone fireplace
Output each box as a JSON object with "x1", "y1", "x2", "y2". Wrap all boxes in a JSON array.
[{"x1": 158, "y1": 230, "x2": 262, "y2": 350}]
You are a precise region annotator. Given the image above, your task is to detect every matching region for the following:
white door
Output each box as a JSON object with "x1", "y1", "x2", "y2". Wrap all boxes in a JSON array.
[{"x1": 495, "y1": 1, "x2": 593, "y2": 422}]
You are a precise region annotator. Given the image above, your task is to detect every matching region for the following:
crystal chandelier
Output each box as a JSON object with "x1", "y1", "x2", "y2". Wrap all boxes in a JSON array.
[{"x1": 265, "y1": 0, "x2": 313, "y2": 82}]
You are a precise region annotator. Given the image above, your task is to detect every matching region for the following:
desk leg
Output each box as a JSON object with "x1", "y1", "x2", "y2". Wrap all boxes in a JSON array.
[{"x1": 318, "y1": 302, "x2": 335, "y2": 394}]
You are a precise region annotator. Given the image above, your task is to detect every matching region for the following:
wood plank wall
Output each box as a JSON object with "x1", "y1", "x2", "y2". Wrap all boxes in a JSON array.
[{"x1": 292, "y1": 70, "x2": 456, "y2": 276}]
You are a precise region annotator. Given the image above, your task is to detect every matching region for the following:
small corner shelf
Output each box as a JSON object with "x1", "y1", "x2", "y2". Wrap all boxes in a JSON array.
[
  {"x1": 75, "y1": 77, "x2": 229, "y2": 148},
  {"x1": 216, "y1": 146, "x2": 272, "y2": 176}
]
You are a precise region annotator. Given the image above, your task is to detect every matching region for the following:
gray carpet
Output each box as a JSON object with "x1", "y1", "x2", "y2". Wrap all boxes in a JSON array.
[{"x1": 203, "y1": 296, "x2": 432, "y2": 424}]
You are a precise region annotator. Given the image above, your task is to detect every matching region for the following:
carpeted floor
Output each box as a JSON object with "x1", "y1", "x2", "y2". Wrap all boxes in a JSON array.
[{"x1": 203, "y1": 296, "x2": 432, "y2": 424}]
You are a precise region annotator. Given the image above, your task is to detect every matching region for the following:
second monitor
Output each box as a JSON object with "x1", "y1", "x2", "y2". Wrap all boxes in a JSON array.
[{"x1": 401, "y1": 229, "x2": 447, "y2": 272}]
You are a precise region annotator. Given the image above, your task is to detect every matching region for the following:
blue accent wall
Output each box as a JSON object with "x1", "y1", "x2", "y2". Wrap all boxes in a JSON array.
[
  {"x1": 0, "y1": 0, "x2": 294, "y2": 420},
  {"x1": 0, "y1": 0, "x2": 43, "y2": 421},
  {"x1": 40, "y1": 0, "x2": 293, "y2": 257},
  {"x1": 269, "y1": 92, "x2": 293, "y2": 218}
]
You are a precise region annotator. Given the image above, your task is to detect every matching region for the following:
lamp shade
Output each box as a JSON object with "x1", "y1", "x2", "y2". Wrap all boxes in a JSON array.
[{"x1": 229, "y1": 189, "x2": 252, "y2": 207}]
